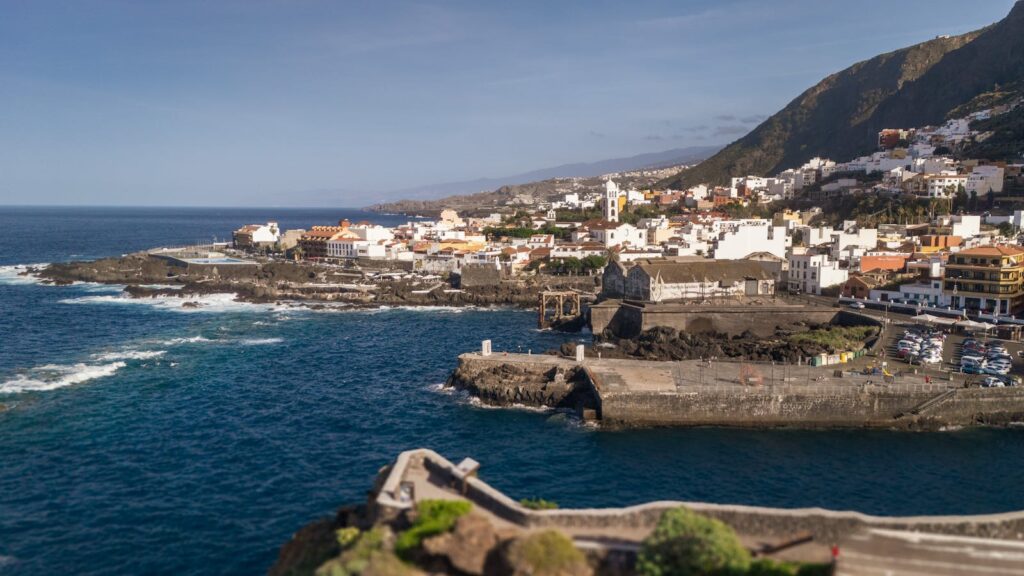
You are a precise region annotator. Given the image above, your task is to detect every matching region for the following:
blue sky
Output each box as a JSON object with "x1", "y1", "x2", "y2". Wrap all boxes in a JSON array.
[{"x1": 0, "y1": 0, "x2": 1016, "y2": 206}]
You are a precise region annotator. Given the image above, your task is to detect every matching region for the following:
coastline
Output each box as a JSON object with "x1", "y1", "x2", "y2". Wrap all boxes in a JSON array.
[{"x1": 20, "y1": 252, "x2": 598, "y2": 312}]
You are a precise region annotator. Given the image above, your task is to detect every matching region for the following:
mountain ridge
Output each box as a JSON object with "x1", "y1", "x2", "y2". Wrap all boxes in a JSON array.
[
  {"x1": 369, "y1": 145, "x2": 719, "y2": 205},
  {"x1": 662, "y1": 1, "x2": 1024, "y2": 188}
]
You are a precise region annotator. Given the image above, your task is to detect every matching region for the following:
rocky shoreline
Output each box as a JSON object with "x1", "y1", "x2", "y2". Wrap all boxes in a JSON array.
[{"x1": 26, "y1": 253, "x2": 598, "y2": 312}]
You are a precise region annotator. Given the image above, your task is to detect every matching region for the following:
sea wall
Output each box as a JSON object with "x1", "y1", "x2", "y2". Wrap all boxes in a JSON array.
[
  {"x1": 598, "y1": 386, "x2": 1024, "y2": 429},
  {"x1": 378, "y1": 449, "x2": 1024, "y2": 545},
  {"x1": 590, "y1": 300, "x2": 842, "y2": 338},
  {"x1": 450, "y1": 353, "x2": 1024, "y2": 429}
]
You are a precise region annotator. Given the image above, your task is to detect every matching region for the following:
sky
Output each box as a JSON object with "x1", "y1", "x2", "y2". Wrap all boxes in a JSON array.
[{"x1": 0, "y1": 0, "x2": 1017, "y2": 207}]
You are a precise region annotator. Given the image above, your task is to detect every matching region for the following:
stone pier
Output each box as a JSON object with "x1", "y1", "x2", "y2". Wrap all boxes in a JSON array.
[{"x1": 447, "y1": 352, "x2": 1024, "y2": 429}]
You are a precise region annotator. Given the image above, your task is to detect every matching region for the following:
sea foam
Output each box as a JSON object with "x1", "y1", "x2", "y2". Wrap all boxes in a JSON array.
[
  {"x1": 0, "y1": 263, "x2": 49, "y2": 285},
  {"x1": 58, "y1": 292, "x2": 276, "y2": 313},
  {"x1": 0, "y1": 361, "x2": 126, "y2": 394}
]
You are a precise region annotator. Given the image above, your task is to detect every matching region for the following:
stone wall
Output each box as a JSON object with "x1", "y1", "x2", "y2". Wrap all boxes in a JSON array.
[
  {"x1": 379, "y1": 449, "x2": 1024, "y2": 546},
  {"x1": 600, "y1": 386, "x2": 1024, "y2": 429},
  {"x1": 595, "y1": 301, "x2": 842, "y2": 338},
  {"x1": 450, "y1": 354, "x2": 1024, "y2": 430}
]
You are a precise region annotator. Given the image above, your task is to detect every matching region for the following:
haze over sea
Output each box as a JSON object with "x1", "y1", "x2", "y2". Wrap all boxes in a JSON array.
[{"x1": 2, "y1": 206, "x2": 1024, "y2": 575}]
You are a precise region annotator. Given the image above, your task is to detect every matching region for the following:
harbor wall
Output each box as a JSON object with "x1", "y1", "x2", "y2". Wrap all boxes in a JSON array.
[
  {"x1": 450, "y1": 354, "x2": 1024, "y2": 429},
  {"x1": 598, "y1": 386, "x2": 1024, "y2": 428},
  {"x1": 590, "y1": 300, "x2": 844, "y2": 338}
]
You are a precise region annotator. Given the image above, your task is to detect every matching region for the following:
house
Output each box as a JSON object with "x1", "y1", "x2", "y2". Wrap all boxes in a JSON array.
[
  {"x1": 966, "y1": 165, "x2": 1005, "y2": 196},
  {"x1": 841, "y1": 275, "x2": 879, "y2": 299},
  {"x1": 614, "y1": 259, "x2": 775, "y2": 302},
  {"x1": 788, "y1": 248, "x2": 849, "y2": 295},
  {"x1": 233, "y1": 222, "x2": 280, "y2": 250}
]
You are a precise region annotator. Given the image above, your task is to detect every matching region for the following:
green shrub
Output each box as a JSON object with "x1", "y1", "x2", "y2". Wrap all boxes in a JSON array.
[
  {"x1": 747, "y1": 559, "x2": 799, "y2": 576},
  {"x1": 520, "y1": 497, "x2": 559, "y2": 510},
  {"x1": 335, "y1": 527, "x2": 360, "y2": 549},
  {"x1": 394, "y1": 499, "x2": 472, "y2": 559},
  {"x1": 637, "y1": 508, "x2": 751, "y2": 576},
  {"x1": 508, "y1": 530, "x2": 589, "y2": 576},
  {"x1": 788, "y1": 325, "x2": 877, "y2": 353}
]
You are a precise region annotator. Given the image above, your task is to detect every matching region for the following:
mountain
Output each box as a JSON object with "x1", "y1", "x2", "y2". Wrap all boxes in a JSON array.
[
  {"x1": 377, "y1": 145, "x2": 719, "y2": 202},
  {"x1": 662, "y1": 1, "x2": 1024, "y2": 188}
]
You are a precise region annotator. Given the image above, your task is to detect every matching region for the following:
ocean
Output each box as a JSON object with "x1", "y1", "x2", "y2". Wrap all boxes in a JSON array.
[{"x1": 1, "y1": 206, "x2": 1023, "y2": 575}]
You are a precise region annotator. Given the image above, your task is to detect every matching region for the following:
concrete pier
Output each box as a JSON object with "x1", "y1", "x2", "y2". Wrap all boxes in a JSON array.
[{"x1": 448, "y1": 352, "x2": 1024, "y2": 429}]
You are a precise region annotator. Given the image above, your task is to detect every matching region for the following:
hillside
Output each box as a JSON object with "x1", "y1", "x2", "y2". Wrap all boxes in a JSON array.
[
  {"x1": 662, "y1": 1, "x2": 1024, "y2": 188},
  {"x1": 367, "y1": 147, "x2": 717, "y2": 215}
]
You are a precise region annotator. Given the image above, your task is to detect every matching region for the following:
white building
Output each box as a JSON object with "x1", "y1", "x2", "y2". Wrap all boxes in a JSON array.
[
  {"x1": 588, "y1": 221, "x2": 646, "y2": 248},
  {"x1": 788, "y1": 249, "x2": 848, "y2": 295},
  {"x1": 966, "y1": 165, "x2": 1004, "y2": 196},
  {"x1": 710, "y1": 220, "x2": 788, "y2": 260},
  {"x1": 925, "y1": 174, "x2": 967, "y2": 198}
]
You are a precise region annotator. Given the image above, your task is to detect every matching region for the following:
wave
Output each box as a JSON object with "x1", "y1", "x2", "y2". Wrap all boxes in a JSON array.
[
  {"x1": 58, "y1": 292, "x2": 276, "y2": 313},
  {"x1": 92, "y1": 349, "x2": 167, "y2": 361},
  {"x1": 0, "y1": 361, "x2": 126, "y2": 394},
  {"x1": 0, "y1": 263, "x2": 49, "y2": 285},
  {"x1": 238, "y1": 337, "x2": 283, "y2": 346},
  {"x1": 162, "y1": 335, "x2": 213, "y2": 345}
]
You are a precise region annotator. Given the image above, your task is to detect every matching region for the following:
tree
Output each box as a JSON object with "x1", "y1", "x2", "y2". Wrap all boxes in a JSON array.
[
  {"x1": 791, "y1": 229, "x2": 804, "y2": 247},
  {"x1": 969, "y1": 190, "x2": 979, "y2": 212},
  {"x1": 637, "y1": 508, "x2": 751, "y2": 576},
  {"x1": 998, "y1": 222, "x2": 1017, "y2": 238},
  {"x1": 953, "y1": 189, "x2": 969, "y2": 213},
  {"x1": 987, "y1": 189, "x2": 996, "y2": 209}
]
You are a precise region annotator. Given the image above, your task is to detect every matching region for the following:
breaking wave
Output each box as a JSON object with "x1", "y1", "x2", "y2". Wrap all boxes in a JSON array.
[
  {"x1": 92, "y1": 350, "x2": 167, "y2": 362},
  {"x1": 58, "y1": 292, "x2": 276, "y2": 313},
  {"x1": 238, "y1": 337, "x2": 284, "y2": 346},
  {"x1": 0, "y1": 361, "x2": 126, "y2": 394},
  {"x1": 0, "y1": 263, "x2": 48, "y2": 285}
]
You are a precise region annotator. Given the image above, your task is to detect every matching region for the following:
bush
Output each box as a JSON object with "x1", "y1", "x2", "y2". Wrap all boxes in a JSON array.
[
  {"x1": 394, "y1": 499, "x2": 472, "y2": 559},
  {"x1": 507, "y1": 530, "x2": 589, "y2": 576},
  {"x1": 519, "y1": 497, "x2": 559, "y2": 510},
  {"x1": 746, "y1": 560, "x2": 834, "y2": 576},
  {"x1": 637, "y1": 508, "x2": 751, "y2": 576}
]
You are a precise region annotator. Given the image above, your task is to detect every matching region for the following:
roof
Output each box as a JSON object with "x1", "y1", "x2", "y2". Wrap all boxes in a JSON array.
[
  {"x1": 955, "y1": 245, "x2": 1024, "y2": 257},
  {"x1": 632, "y1": 259, "x2": 773, "y2": 284}
]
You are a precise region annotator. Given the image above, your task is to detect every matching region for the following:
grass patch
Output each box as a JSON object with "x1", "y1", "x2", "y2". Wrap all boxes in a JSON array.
[
  {"x1": 519, "y1": 497, "x2": 559, "y2": 510},
  {"x1": 394, "y1": 499, "x2": 472, "y2": 559},
  {"x1": 788, "y1": 325, "x2": 877, "y2": 353}
]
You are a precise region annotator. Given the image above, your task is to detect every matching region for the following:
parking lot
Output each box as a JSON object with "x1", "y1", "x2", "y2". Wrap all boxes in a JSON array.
[{"x1": 879, "y1": 319, "x2": 1024, "y2": 386}]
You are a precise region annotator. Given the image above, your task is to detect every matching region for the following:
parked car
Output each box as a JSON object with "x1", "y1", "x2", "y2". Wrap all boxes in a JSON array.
[
  {"x1": 849, "y1": 301, "x2": 865, "y2": 309},
  {"x1": 982, "y1": 376, "x2": 1006, "y2": 388}
]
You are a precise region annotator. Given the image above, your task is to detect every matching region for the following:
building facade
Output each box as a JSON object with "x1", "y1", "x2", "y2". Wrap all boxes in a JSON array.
[{"x1": 943, "y1": 246, "x2": 1024, "y2": 315}]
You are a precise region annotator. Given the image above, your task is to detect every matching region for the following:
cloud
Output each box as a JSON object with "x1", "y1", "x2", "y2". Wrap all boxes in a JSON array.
[
  {"x1": 643, "y1": 135, "x2": 664, "y2": 141},
  {"x1": 588, "y1": 130, "x2": 606, "y2": 139},
  {"x1": 740, "y1": 114, "x2": 767, "y2": 124},
  {"x1": 713, "y1": 125, "x2": 749, "y2": 136},
  {"x1": 714, "y1": 114, "x2": 736, "y2": 122},
  {"x1": 683, "y1": 125, "x2": 709, "y2": 133}
]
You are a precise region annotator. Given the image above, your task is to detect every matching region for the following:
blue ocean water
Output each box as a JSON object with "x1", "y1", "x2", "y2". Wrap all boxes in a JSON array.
[{"x1": 1, "y1": 206, "x2": 1023, "y2": 575}]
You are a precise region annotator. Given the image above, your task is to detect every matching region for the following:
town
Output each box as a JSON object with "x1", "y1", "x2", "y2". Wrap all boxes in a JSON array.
[{"x1": 230, "y1": 98, "x2": 1024, "y2": 332}]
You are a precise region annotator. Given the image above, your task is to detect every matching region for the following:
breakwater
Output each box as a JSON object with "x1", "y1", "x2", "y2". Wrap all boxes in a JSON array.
[{"x1": 448, "y1": 352, "x2": 1024, "y2": 429}]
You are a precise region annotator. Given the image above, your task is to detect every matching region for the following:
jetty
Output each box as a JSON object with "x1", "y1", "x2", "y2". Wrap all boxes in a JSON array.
[{"x1": 447, "y1": 348, "x2": 1024, "y2": 429}]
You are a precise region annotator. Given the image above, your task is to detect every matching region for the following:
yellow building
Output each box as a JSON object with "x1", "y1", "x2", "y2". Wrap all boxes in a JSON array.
[{"x1": 943, "y1": 245, "x2": 1024, "y2": 315}]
